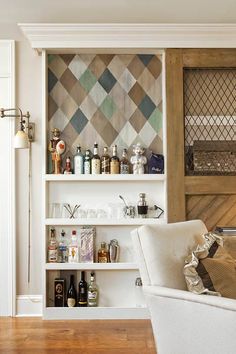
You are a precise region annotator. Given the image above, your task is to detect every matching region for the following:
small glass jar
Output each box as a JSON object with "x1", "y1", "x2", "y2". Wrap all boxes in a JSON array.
[{"x1": 97, "y1": 242, "x2": 109, "y2": 263}]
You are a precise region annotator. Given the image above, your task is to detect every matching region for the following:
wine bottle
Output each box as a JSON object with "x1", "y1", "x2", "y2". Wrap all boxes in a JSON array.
[
  {"x1": 101, "y1": 146, "x2": 110, "y2": 174},
  {"x1": 88, "y1": 272, "x2": 99, "y2": 307},
  {"x1": 67, "y1": 274, "x2": 77, "y2": 307},
  {"x1": 91, "y1": 143, "x2": 101, "y2": 174},
  {"x1": 110, "y1": 145, "x2": 119, "y2": 174},
  {"x1": 78, "y1": 271, "x2": 88, "y2": 307}
]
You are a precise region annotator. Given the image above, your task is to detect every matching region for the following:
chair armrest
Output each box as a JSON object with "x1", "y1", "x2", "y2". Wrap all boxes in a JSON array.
[{"x1": 143, "y1": 285, "x2": 236, "y2": 312}]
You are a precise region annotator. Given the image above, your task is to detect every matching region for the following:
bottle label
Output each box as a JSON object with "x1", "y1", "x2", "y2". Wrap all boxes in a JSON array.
[
  {"x1": 67, "y1": 298, "x2": 76, "y2": 307},
  {"x1": 48, "y1": 249, "x2": 57, "y2": 262},
  {"x1": 74, "y1": 156, "x2": 83, "y2": 174},
  {"x1": 120, "y1": 164, "x2": 129, "y2": 174},
  {"x1": 88, "y1": 292, "x2": 97, "y2": 300},
  {"x1": 110, "y1": 161, "x2": 119, "y2": 174},
  {"x1": 101, "y1": 158, "x2": 110, "y2": 174},
  {"x1": 92, "y1": 159, "x2": 100, "y2": 174},
  {"x1": 68, "y1": 246, "x2": 79, "y2": 262},
  {"x1": 84, "y1": 161, "x2": 91, "y2": 174}
]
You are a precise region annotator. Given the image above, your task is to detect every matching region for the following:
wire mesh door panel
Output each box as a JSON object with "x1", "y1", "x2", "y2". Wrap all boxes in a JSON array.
[{"x1": 184, "y1": 68, "x2": 236, "y2": 175}]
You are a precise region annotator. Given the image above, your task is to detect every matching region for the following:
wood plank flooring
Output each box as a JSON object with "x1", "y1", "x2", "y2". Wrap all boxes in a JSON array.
[{"x1": 0, "y1": 318, "x2": 156, "y2": 354}]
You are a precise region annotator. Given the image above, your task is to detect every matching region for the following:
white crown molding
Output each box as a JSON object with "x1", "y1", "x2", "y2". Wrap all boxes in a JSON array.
[{"x1": 18, "y1": 23, "x2": 236, "y2": 51}]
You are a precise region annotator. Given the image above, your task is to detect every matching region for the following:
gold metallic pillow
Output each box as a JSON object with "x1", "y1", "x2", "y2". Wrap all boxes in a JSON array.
[{"x1": 184, "y1": 232, "x2": 236, "y2": 299}]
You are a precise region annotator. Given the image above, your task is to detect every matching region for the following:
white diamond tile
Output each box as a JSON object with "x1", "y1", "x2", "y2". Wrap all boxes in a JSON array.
[
  {"x1": 69, "y1": 55, "x2": 88, "y2": 80},
  {"x1": 80, "y1": 95, "x2": 98, "y2": 121},
  {"x1": 50, "y1": 81, "x2": 68, "y2": 108},
  {"x1": 119, "y1": 121, "x2": 137, "y2": 147},
  {"x1": 139, "y1": 121, "x2": 157, "y2": 146},
  {"x1": 119, "y1": 68, "x2": 136, "y2": 93},
  {"x1": 89, "y1": 82, "x2": 107, "y2": 106},
  {"x1": 60, "y1": 94, "x2": 78, "y2": 119},
  {"x1": 123, "y1": 94, "x2": 136, "y2": 120},
  {"x1": 49, "y1": 108, "x2": 69, "y2": 133}
]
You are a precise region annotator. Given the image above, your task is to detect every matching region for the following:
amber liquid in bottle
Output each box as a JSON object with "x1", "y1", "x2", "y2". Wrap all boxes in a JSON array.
[
  {"x1": 110, "y1": 145, "x2": 120, "y2": 174},
  {"x1": 91, "y1": 143, "x2": 101, "y2": 174},
  {"x1": 97, "y1": 242, "x2": 109, "y2": 263}
]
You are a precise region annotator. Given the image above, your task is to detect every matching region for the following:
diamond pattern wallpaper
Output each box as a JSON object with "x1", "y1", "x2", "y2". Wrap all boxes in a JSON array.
[{"x1": 48, "y1": 54, "x2": 163, "y2": 165}]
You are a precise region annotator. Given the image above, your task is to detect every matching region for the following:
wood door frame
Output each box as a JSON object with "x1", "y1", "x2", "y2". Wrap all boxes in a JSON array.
[{"x1": 166, "y1": 48, "x2": 236, "y2": 223}]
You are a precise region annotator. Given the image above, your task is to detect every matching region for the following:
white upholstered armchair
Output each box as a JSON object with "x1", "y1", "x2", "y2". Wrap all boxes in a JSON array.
[{"x1": 132, "y1": 220, "x2": 236, "y2": 354}]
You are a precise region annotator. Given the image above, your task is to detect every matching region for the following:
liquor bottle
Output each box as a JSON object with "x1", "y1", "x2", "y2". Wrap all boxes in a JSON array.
[
  {"x1": 68, "y1": 230, "x2": 79, "y2": 263},
  {"x1": 91, "y1": 143, "x2": 101, "y2": 174},
  {"x1": 58, "y1": 229, "x2": 68, "y2": 263},
  {"x1": 64, "y1": 156, "x2": 73, "y2": 174},
  {"x1": 67, "y1": 274, "x2": 77, "y2": 307},
  {"x1": 110, "y1": 145, "x2": 120, "y2": 174},
  {"x1": 84, "y1": 149, "x2": 91, "y2": 174},
  {"x1": 101, "y1": 147, "x2": 110, "y2": 174},
  {"x1": 74, "y1": 146, "x2": 84, "y2": 174},
  {"x1": 120, "y1": 148, "x2": 130, "y2": 174},
  {"x1": 78, "y1": 271, "x2": 88, "y2": 307},
  {"x1": 88, "y1": 272, "x2": 99, "y2": 307},
  {"x1": 97, "y1": 242, "x2": 109, "y2": 263},
  {"x1": 48, "y1": 228, "x2": 58, "y2": 263}
]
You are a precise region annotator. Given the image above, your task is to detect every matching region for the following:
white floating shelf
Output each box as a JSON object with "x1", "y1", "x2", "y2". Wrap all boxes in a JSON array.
[
  {"x1": 44, "y1": 218, "x2": 166, "y2": 226},
  {"x1": 44, "y1": 174, "x2": 165, "y2": 182},
  {"x1": 43, "y1": 306, "x2": 149, "y2": 320},
  {"x1": 45, "y1": 262, "x2": 138, "y2": 270}
]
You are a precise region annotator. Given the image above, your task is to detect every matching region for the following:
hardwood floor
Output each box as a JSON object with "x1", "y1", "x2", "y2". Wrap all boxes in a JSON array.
[{"x1": 0, "y1": 318, "x2": 156, "y2": 354}]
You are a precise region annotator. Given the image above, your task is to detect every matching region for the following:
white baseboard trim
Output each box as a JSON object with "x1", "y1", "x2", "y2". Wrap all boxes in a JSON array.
[{"x1": 16, "y1": 295, "x2": 42, "y2": 317}]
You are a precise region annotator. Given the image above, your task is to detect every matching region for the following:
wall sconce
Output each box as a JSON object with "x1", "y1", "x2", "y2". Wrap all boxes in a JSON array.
[{"x1": 0, "y1": 107, "x2": 35, "y2": 148}]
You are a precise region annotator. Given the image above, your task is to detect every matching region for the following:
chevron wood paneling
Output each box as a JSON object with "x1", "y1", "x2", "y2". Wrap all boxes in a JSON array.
[{"x1": 186, "y1": 195, "x2": 236, "y2": 231}]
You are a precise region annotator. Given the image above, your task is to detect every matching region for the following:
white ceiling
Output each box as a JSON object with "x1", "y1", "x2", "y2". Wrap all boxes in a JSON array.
[{"x1": 0, "y1": 0, "x2": 236, "y2": 23}]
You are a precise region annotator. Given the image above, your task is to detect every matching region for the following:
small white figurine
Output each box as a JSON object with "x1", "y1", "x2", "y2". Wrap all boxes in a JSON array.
[{"x1": 130, "y1": 143, "x2": 147, "y2": 174}]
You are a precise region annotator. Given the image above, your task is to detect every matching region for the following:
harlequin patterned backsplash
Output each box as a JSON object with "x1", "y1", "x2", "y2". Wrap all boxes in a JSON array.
[{"x1": 48, "y1": 53, "x2": 163, "y2": 163}]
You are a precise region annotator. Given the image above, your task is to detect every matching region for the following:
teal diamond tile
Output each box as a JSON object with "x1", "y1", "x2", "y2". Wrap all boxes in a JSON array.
[
  {"x1": 79, "y1": 69, "x2": 97, "y2": 93},
  {"x1": 138, "y1": 55, "x2": 154, "y2": 67},
  {"x1": 71, "y1": 108, "x2": 88, "y2": 134},
  {"x1": 98, "y1": 68, "x2": 117, "y2": 93},
  {"x1": 48, "y1": 54, "x2": 56, "y2": 64},
  {"x1": 139, "y1": 95, "x2": 156, "y2": 119},
  {"x1": 100, "y1": 96, "x2": 117, "y2": 119},
  {"x1": 148, "y1": 108, "x2": 162, "y2": 133},
  {"x1": 48, "y1": 69, "x2": 58, "y2": 92}
]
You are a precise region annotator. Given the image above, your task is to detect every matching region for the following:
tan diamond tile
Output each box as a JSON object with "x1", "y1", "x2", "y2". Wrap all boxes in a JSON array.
[
  {"x1": 149, "y1": 135, "x2": 163, "y2": 153},
  {"x1": 127, "y1": 56, "x2": 145, "y2": 80},
  {"x1": 139, "y1": 121, "x2": 156, "y2": 147},
  {"x1": 80, "y1": 95, "x2": 98, "y2": 121},
  {"x1": 50, "y1": 81, "x2": 68, "y2": 108},
  {"x1": 88, "y1": 56, "x2": 106, "y2": 79},
  {"x1": 129, "y1": 109, "x2": 146, "y2": 133},
  {"x1": 147, "y1": 55, "x2": 162, "y2": 79},
  {"x1": 110, "y1": 109, "x2": 127, "y2": 132},
  {"x1": 98, "y1": 54, "x2": 115, "y2": 66},
  {"x1": 128, "y1": 82, "x2": 146, "y2": 106},
  {"x1": 70, "y1": 81, "x2": 87, "y2": 106},
  {"x1": 48, "y1": 55, "x2": 67, "y2": 79},
  {"x1": 61, "y1": 122, "x2": 78, "y2": 149},
  {"x1": 79, "y1": 54, "x2": 96, "y2": 67},
  {"x1": 90, "y1": 110, "x2": 108, "y2": 135},
  {"x1": 117, "y1": 54, "x2": 133, "y2": 67},
  {"x1": 110, "y1": 82, "x2": 126, "y2": 111},
  {"x1": 123, "y1": 94, "x2": 137, "y2": 120},
  {"x1": 108, "y1": 56, "x2": 126, "y2": 80},
  {"x1": 60, "y1": 95, "x2": 78, "y2": 119},
  {"x1": 147, "y1": 75, "x2": 162, "y2": 106},
  {"x1": 138, "y1": 68, "x2": 156, "y2": 93},
  {"x1": 48, "y1": 95, "x2": 58, "y2": 120},
  {"x1": 79, "y1": 122, "x2": 106, "y2": 153},
  {"x1": 101, "y1": 121, "x2": 118, "y2": 146},
  {"x1": 60, "y1": 54, "x2": 76, "y2": 66},
  {"x1": 60, "y1": 68, "x2": 77, "y2": 93}
]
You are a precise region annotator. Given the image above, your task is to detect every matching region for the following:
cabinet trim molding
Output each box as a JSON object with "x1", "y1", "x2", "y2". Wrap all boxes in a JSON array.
[{"x1": 18, "y1": 23, "x2": 236, "y2": 52}]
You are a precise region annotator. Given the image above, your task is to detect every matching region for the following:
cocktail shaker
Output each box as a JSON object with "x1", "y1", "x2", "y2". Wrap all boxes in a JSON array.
[{"x1": 108, "y1": 239, "x2": 120, "y2": 263}]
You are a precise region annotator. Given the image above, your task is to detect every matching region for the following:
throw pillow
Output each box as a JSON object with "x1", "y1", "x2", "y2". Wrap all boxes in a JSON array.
[{"x1": 184, "y1": 232, "x2": 236, "y2": 299}]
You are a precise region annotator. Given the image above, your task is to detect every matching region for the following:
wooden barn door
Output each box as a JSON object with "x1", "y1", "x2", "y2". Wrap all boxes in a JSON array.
[{"x1": 166, "y1": 49, "x2": 236, "y2": 230}]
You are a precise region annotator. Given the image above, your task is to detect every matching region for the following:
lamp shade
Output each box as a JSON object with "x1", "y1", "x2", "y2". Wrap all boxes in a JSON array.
[{"x1": 14, "y1": 130, "x2": 29, "y2": 149}]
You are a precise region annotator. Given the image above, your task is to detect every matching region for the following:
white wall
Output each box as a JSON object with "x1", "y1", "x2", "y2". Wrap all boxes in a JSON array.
[{"x1": 0, "y1": 24, "x2": 42, "y2": 295}]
